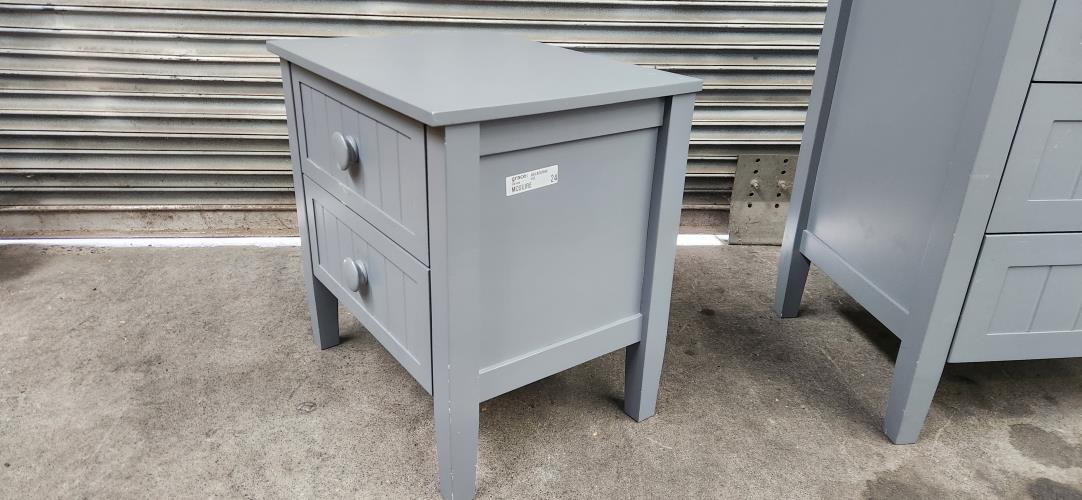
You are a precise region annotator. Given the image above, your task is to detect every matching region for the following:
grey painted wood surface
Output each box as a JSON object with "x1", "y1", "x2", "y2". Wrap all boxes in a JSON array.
[
  {"x1": 305, "y1": 179, "x2": 433, "y2": 392},
  {"x1": 802, "y1": 0, "x2": 1000, "y2": 321},
  {"x1": 275, "y1": 33, "x2": 700, "y2": 499},
  {"x1": 427, "y1": 123, "x2": 483, "y2": 500},
  {"x1": 625, "y1": 93, "x2": 696, "y2": 421},
  {"x1": 281, "y1": 61, "x2": 341, "y2": 351},
  {"x1": 775, "y1": 0, "x2": 1063, "y2": 444},
  {"x1": 774, "y1": 0, "x2": 852, "y2": 319},
  {"x1": 267, "y1": 32, "x2": 700, "y2": 126},
  {"x1": 475, "y1": 128, "x2": 655, "y2": 370},
  {"x1": 293, "y1": 67, "x2": 430, "y2": 264},
  {"x1": 988, "y1": 84, "x2": 1082, "y2": 233},
  {"x1": 1034, "y1": 0, "x2": 1082, "y2": 83},
  {"x1": 949, "y1": 233, "x2": 1082, "y2": 362}
]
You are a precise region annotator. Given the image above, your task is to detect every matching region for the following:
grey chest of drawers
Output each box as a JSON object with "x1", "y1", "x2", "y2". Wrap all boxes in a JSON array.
[
  {"x1": 775, "y1": 0, "x2": 1082, "y2": 444},
  {"x1": 268, "y1": 33, "x2": 700, "y2": 499}
]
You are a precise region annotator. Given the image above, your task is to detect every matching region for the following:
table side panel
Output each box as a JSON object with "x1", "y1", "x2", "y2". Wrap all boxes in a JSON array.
[{"x1": 476, "y1": 124, "x2": 658, "y2": 374}]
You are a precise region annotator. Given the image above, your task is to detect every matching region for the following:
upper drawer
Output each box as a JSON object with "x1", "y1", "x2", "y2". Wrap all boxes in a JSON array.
[
  {"x1": 1034, "y1": 0, "x2": 1082, "y2": 82},
  {"x1": 293, "y1": 67, "x2": 429, "y2": 264},
  {"x1": 988, "y1": 84, "x2": 1082, "y2": 233}
]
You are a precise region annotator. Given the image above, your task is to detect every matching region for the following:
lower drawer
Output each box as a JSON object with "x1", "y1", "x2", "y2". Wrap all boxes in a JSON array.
[
  {"x1": 948, "y1": 233, "x2": 1082, "y2": 362},
  {"x1": 304, "y1": 177, "x2": 432, "y2": 391}
]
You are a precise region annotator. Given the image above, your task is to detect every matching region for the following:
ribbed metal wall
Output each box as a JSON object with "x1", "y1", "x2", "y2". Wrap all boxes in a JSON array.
[{"x1": 0, "y1": 0, "x2": 824, "y2": 235}]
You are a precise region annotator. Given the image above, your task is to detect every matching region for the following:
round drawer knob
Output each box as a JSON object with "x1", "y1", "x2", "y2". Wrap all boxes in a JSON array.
[
  {"x1": 331, "y1": 131, "x2": 359, "y2": 171},
  {"x1": 341, "y1": 257, "x2": 368, "y2": 292}
]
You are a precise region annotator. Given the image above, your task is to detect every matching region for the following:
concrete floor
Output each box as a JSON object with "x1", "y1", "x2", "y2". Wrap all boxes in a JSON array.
[{"x1": 2, "y1": 244, "x2": 1081, "y2": 499}]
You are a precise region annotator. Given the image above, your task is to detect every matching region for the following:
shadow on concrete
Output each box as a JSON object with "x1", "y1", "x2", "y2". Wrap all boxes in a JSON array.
[{"x1": 0, "y1": 246, "x2": 43, "y2": 283}]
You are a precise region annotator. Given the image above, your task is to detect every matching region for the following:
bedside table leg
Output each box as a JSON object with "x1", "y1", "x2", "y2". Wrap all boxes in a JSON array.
[
  {"x1": 433, "y1": 388, "x2": 479, "y2": 500},
  {"x1": 429, "y1": 123, "x2": 482, "y2": 499},
  {"x1": 625, "y1": 341, "x2": 664, "y2": 421},
  {"x1": 307, "y1": 277, "x2": 340, "y2": 349},
  {"x1": 625, "y1": 94, "x2": 694, "y2": 422}
]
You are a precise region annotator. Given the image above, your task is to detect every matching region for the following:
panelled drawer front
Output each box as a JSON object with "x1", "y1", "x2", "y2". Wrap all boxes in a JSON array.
[
  {"x1": 305, "y1": 177, "x2": 432, "y2": 392},
  {"x1": 948, "y1": 233, "x2": 1082, "y2": 363},
  {"x1": 1035, "y1": 0, "x2": 1082, "y2": 82},
  {"x1": 988, "y1": 84, "x2": 1082, "y2": 233},
  {"x1": 295, "y1": 68, "x2": 429, "y2": 264}
]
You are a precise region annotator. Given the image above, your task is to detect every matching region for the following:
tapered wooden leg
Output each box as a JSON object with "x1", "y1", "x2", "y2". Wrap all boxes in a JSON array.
[
  {"x1": 433, "y1": 387, "x2": 479, "y2": 500},
  {"x1": 883, "y1": 336, "x2": 950, "y2": 444},
  {"x1": 772, "y1": 1, "x2": 854, "y2": 319},
  {"x1": 624, "y1": 93, "x2": 695, "y2": 422},
  {"x1": 307, "y1": 276, "x2": 340, "y2": 349},
  {"x1": 625, "y1": 341, "x2": 665, "y2": 421},
  {"x1": 774, "y1": 251, "x2": 811, "y2": 318},
  {"x1": 428, "y1": 123, "x2": 482, "y2": 499}
]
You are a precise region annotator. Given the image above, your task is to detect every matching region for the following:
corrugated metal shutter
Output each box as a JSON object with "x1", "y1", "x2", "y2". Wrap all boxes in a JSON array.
[{"x1": 0, "y1": 0, "x2": 824, "y2": 236}]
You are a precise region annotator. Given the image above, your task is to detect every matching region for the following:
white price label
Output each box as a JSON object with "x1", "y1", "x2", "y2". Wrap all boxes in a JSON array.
[{"x1": 506, "y1": 165, "x2": 559, "y2": 196}]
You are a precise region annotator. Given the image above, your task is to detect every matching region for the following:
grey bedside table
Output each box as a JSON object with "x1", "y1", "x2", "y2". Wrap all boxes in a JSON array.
[
  {"x1": 268, "y1": 33, "x2": 700, "y2": 499},
  {"x1": 775, "y1": 0, "x2": 1082, "y2": 444}
]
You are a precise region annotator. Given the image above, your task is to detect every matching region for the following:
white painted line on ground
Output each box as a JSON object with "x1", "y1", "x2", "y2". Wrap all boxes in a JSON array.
[
  {"x1": 676, "y1": 234, "x2": 729, "y2": 246},
  {"x1": 3, "y1": 234, "x2": 726, "y2": 249},
  {"x1": 0, "y1": 237, "x2": 302, "y2": 248}
]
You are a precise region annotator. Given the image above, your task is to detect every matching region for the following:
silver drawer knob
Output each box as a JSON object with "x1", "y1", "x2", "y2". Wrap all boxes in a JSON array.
[
  {"x1": 341, "y1": 257, "x2": 368, "y2": 292},
  {"x1": 331, "y1": 131, "x2": 359, "y2": 171}
]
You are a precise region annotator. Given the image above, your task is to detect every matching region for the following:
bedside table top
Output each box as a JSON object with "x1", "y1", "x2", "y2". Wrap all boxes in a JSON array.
[{"x1": 268, "y1": 32, "x2": 702, "y2": 127}]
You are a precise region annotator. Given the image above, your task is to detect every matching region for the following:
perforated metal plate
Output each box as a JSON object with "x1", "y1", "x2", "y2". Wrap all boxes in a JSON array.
[{"x1": 729, "y1": 154, "x2": 797, "y2": 245}]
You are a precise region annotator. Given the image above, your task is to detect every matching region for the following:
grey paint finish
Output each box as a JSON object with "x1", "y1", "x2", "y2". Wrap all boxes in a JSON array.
[
  {"x1": 476, "y1": 128, "x2": 655, "y2": 369},
  {"x1": 625, "y1": 93, "x2": 696, "y2": 421},
  {"x1": 281, "y1": 61, "x2": 341, "y2": 351},
  {"x1": 989, "y1": 84, "x2": 1082, "y2": 233},
  {"x1": 775, "y1": 0, "x2": 1061, "y2": 444},
  {"x1": 774, "y1": 0, "x2": 852, "y2": 319},
  {"x1": 477, "y1": 98, "x2": 663, "y2": 157},
  {"x1": 293, "y1": 67, "x2": 430, "y2": 264},
  {"x1": 427, "y1": 123, "x2": 483, "y2": 500},
  {"x1": 1034, "y1": 0, "x2": 1082, "y2": 83},
  {"x1": 267, "y1": 32, "x2": 701, "y2": 126},
  {"x1": 949, "y1": 233, "x2": 1082, "y2": 362},
  {"x1": 275, "y1": 33, "x2": 699, "y2": 499},
  {"x1": 478, "y1": 315, "x2": 642, "y2": 402},
  {"x1": 305, "y1": 179, "x2": 433, "y2": 392},
  {"x1": 803, "y1": 0, "x2": 997, "y2": 317}
]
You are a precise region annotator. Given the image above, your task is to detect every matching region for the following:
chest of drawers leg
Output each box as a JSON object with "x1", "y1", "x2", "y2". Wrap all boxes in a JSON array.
[{"x1": 773, "y1": 0, "x2": 1082, "y2": 445}]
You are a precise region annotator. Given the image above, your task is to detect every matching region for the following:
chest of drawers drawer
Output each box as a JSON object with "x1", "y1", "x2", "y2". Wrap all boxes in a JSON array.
[
  {"x1": 1034, "y1": 0, "x2": 1082, "y2": 83},
  {"x1": 303, "y1": 178, "x2": 432, "y2": 391},
  {"x1": 988, "y1": 84, "x2": 1082, "y2": 233},
  {"x1": 293, "y1": 67, "x2": 429, "y2": 265},
  {"x1": 949, "y1": 232, "x2": 1082, "y2": 362}
]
